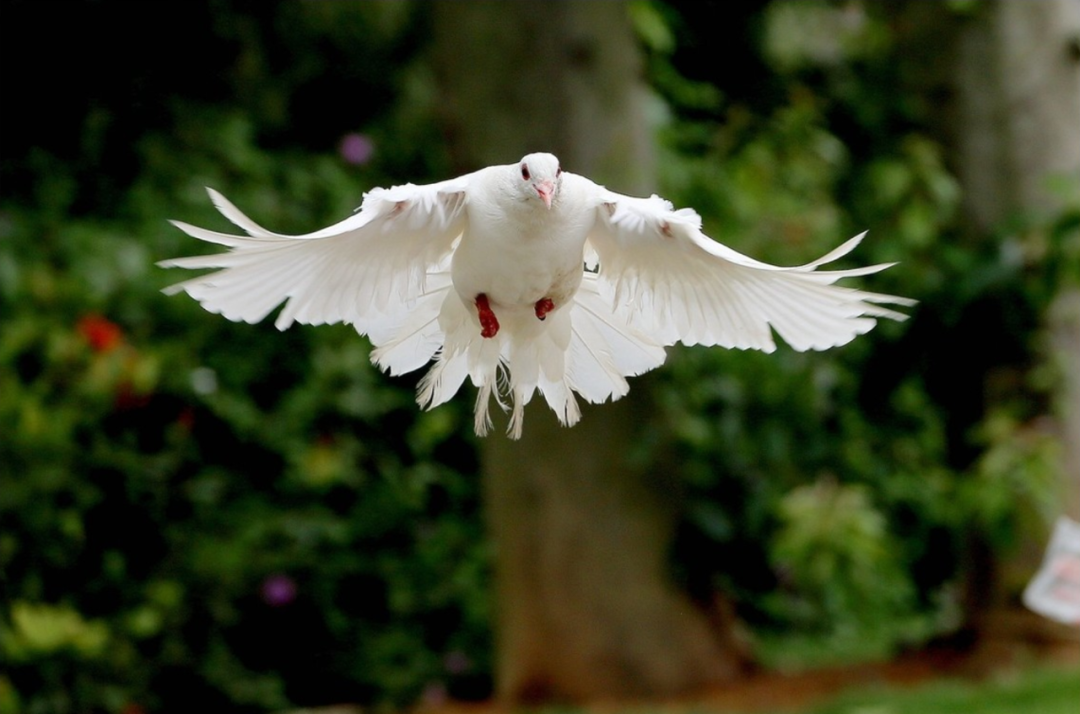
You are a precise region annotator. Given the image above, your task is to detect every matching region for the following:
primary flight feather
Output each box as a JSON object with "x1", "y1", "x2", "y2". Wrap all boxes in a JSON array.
[{"x1": 161, "y1": 152, "x2": 914, "y2": 438}]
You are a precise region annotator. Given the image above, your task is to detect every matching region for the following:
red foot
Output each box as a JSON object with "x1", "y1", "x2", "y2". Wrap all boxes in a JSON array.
[
  {"x1": 535, "y1": 297, "x2": 555, "y2": 321},
  {"x1": 475, "y1": 293, "x2": 500, "y2": 338}
]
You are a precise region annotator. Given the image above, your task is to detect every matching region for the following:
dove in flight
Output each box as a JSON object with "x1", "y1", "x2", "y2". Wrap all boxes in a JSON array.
[{"x1": 160, "y1": 152, "x2": 914, "y2": 438}]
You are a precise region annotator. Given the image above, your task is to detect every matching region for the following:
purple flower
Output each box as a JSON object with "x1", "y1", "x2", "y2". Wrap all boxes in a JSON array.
[
  {"x1": 339, "y1": 133, "x2": 375, "y2": 165},
  {"x1": 260, "y1": 574, "x2": 297, "y2": 607}
]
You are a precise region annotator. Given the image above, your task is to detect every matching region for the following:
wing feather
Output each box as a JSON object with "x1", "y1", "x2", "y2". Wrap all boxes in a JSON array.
[
  {"x1": 159, "y1": 173, "x2": 478, "y2": 332},
  {"x1": 586, "y1": 187, "x2": 913, "y2": 352}
]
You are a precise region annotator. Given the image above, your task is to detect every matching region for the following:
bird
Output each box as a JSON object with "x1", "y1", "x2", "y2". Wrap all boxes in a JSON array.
[{"x1": 160, "y1": 152, "x2": 914, "y2": 439}]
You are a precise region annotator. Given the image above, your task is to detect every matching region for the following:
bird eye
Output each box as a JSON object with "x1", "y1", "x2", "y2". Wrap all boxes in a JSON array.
[
  {"x1": 556, "y1": 166, "x2": 562, "y2": 177},
  {"x1": 521, "y1": 164, "x2": 531, "y2": 180}
]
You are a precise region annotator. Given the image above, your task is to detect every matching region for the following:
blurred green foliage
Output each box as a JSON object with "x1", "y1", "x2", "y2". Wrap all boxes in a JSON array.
[
  {"x1": 645, "y1": 0, "x2": 1077, "y2": 665},
  {"x1": 2, "y1": 1, "x2": 1077, "y2": 712},
  {"x1": 0, "y1": 120, "x2": 489, "y2": 710}
]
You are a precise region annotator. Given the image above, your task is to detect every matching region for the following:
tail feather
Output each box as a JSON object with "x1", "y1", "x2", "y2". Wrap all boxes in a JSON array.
[
  {"x1": 567, "y1": 274, "x2": 667, "y2": 403},
  {"x1": 508, "y1": 386, "x2": 531, "y2": 440},
  {"x1": 369, "y1": 274, "x2": 454, "y2": 375},
  {"x1": 474, "y1": 383, "x2": 494, "y2": 436},
  {"x1": 539, "y1": 378, "x2": 581, "y2": 429},
  {"x1": 417, "y1": 351, "x2": 470, "y2": 409}
]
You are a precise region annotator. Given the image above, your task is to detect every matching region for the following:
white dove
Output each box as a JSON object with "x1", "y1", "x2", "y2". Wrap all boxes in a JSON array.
[{"x1": 160, "y1": 152, "x2": 914, "y2": 438}]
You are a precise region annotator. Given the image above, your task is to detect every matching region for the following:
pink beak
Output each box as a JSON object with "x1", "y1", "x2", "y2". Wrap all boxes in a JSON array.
[{"x1": 535, "y1": 181, "x2": 554, "y2": 209}]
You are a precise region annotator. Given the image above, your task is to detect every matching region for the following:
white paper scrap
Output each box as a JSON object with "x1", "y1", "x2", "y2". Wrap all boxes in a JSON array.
[{"x1": 1023, "y1": 516, "x2": 1080, "y2": 626}]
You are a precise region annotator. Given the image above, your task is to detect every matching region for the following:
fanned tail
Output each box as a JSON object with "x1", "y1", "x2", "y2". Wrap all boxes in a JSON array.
[{"x1": 379, "y1": 275, "x2": 667, "y2": 439}]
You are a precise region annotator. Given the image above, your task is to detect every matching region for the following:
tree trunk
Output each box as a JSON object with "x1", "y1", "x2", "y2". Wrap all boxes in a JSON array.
[
  {"x1": 431, "y1": 0, "x2": 747, "y2": 702},
  {"x1": 951, "y1": 0, "x2": 1080, "y2": 235}
]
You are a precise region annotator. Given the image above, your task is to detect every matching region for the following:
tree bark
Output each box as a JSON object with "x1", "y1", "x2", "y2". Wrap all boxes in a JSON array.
[
  {"x1": 431, "y1": 0, "x2": 747, "y2": 702},
  {"x1": 951, "y1": 0, "x2": 1080, "y2": 235}
]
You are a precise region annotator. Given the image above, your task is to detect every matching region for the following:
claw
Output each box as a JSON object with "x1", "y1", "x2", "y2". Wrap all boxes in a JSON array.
[
  {"x1": 535, "y1": 297, "x2": 555, "y2": 321},
  {"x1": 476, "y1": 293, "x2": 500, "y2": 338}
]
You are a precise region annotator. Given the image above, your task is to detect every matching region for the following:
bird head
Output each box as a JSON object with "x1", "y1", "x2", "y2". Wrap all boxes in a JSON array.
[{"x1": 517, "y1": 153, "x2": 562, "y2": 209}]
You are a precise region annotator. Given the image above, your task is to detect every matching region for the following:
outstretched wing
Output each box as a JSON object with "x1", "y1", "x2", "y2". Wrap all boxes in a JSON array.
[
  {"x1": 585, "y1": 188, "x2": 915, "y2": 352},
  {"x1": 159, "y1": 173, "x2": 475, "y2": 332}
]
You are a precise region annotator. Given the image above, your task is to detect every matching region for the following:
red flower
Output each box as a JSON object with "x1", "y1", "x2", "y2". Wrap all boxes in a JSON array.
[{"x1": 77, "y1": 314, "x2": 123, "y2": 353}]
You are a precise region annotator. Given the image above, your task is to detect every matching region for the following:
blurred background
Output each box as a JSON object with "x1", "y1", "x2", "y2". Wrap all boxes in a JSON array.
[{"x1": 1, "y1": 1, "x2": 1078, "y2": 712}]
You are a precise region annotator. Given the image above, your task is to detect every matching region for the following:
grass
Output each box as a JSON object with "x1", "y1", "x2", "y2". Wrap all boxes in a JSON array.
[
  {"x1": 759, "y1": 665, "x2": 1080, "y2": 714},
  {"x1": 519, "y1": 664, "x2": 1080, "y2": 714},
  {"x1": 422, "y1": 663, "x2": 1079, "y2": 714}
]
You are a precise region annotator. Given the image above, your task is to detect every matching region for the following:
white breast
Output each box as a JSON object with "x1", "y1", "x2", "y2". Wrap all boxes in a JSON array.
[{"x1": 450, "y1": 175, "x2": 595, "y2": 311}]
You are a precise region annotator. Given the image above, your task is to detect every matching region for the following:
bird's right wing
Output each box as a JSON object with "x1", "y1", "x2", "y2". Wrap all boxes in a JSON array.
[{"x1": 159, "y1": 173, "x2": 476, "y2": 331}]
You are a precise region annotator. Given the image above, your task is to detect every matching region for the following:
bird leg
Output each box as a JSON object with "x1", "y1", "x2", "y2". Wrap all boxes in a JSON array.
[
  {"x1": 475, "y1": 293, "x2": 500, "y2": 338},
  {"x1": 534, "y1": 297, "x2": 555, "y2": 321}
]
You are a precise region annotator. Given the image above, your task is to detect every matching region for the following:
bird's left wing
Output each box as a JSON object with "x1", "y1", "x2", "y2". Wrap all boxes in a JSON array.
[
  {"x1": 584, "y1": 187, "x2": 915, "y2": 352},
  {"x1": 159, "y1": 173, "x2": 476, "y2": 331}
]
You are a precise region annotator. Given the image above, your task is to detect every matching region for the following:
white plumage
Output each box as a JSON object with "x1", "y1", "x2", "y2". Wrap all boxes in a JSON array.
[{"x1": 160, "y1": 152, "x2": 914, "y2": 438}]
